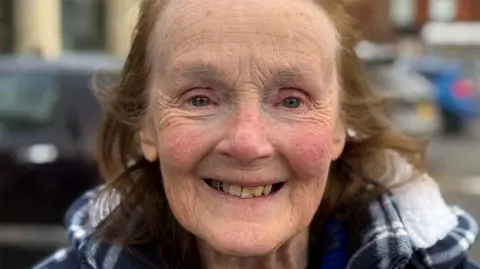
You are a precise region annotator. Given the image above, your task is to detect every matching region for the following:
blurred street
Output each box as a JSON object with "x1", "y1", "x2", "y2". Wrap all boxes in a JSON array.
[{"x1": 427, "y1": 122, "x2": 480, "y2": 260}]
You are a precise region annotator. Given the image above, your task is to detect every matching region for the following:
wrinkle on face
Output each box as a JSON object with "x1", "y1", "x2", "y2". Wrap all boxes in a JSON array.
[
  {"x1": 140, "y1": 0, "x2": 346, "y2": 267},
  {"x1": 148, "y1": 0, "x2": 339, "y2": 91}
]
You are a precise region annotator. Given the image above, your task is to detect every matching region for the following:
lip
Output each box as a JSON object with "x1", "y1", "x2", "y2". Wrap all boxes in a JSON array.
[{"x1": 201, "y1": 178, "x2": 286, "y2": 188}]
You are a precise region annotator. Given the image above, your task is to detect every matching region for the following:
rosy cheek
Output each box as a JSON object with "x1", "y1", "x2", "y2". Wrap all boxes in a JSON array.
[
  {"x1": 159, "y1": 128, "x2": 207, "y2": 165},
  {"x1": 287, "y1": 129, "x2": 332, "y2": 177}
]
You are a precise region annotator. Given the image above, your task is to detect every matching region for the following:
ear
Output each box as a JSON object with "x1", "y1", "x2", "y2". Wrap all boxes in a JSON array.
[
  {"x1": 139, "y1": 121, "x2": 158, "y2": 162},
  {"x1": 331, "y1": 120, "x2": 346, "y2": 161}
]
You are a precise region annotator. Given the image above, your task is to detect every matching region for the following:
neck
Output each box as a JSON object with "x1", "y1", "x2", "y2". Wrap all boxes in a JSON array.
[{"x1": 197, "y1": 230, "x2": 309, "y2": 269}]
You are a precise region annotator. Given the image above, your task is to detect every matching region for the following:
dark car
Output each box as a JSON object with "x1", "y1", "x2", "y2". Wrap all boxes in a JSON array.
[{"x1": 0, "y1": 54, "x2": 122, "y2": 268}]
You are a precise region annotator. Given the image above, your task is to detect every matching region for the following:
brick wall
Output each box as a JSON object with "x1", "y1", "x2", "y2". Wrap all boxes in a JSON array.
[
  {"x1": 416, "y1": 0, "x2": 480, "y2": 27},
  {"x1": 460, "y1": 0, "x2": 480, "y2": 21},
  {"x1": 347, "y1": 0, "x2": 396, "y2": 43}
]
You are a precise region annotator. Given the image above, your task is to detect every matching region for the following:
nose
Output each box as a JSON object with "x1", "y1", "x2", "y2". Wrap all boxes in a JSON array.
[{"x1": 215, "y1": 108, "x2": 274, "y2": 163}]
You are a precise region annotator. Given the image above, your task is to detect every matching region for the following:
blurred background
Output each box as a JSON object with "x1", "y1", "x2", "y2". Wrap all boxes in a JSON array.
[{"x1": 0, "y1": 0, "x2": 479, "y2": 268}]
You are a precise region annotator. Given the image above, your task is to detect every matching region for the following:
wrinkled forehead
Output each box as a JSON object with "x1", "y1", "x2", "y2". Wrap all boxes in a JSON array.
[{"x1": 149, "y1": 0, "x2": 339, "y2": 72}]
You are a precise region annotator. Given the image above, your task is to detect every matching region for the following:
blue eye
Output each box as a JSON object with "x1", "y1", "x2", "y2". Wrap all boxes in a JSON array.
[
  {"x1": 282, "y1": 98, "x2": 301, "y2": 108},
  {"x1": 191, "y1": 96, "x2": 212, "y2": 107}
]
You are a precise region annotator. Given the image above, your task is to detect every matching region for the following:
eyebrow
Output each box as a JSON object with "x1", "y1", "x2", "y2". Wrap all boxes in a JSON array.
[
  {"x1": 181, "y1": 66, "x2": 218, "y2": 80},
  {"x1": 181, "y1": 66, "x2": 300, "y2": 85},
  {"x1": 275, "y1": 69, "x2": 298, "y2": 84}
]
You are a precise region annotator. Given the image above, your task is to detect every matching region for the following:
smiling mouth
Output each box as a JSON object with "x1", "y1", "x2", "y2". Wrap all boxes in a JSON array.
[{"x1": 203, "y1": 179, "x2": 285, "y2": 198}]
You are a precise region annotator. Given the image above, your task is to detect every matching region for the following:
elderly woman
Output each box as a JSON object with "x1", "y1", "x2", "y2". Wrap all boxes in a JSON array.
[{"x1": 35, "y1": 0, "x2": 478, "y2": 268}]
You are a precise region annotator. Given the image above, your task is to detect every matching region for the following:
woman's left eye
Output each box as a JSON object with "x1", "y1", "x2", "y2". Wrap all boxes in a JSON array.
[
  {"x1": 190, "y1": 96, "x2": 212, "y2": 107},
  {"x1": 281, "y1": 97, "x2": 302, "y2": 109}
]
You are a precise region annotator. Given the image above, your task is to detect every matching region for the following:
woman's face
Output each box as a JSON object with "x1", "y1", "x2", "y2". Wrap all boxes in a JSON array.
[{"x1": 140, "y1": 0, "x2": 346, "y2": 256}]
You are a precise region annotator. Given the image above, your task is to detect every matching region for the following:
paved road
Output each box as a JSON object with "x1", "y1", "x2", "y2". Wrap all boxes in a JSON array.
[{"x1": 427, "y1": 124, "x2": 480, "y2": 260}]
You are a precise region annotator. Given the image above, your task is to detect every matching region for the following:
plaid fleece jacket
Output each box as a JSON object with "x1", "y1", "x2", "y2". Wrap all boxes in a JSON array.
[{"x1": 33, "y1": 187, "x2": 480, "y2": 269}]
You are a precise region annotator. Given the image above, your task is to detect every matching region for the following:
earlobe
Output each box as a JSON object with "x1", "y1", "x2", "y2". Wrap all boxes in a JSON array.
[
  {"x1": 331, "y1": 123, "x2": 346, "y2": 161},
  {"x1": 140, "y1": 127, "x2": 158, "y2": 162}
]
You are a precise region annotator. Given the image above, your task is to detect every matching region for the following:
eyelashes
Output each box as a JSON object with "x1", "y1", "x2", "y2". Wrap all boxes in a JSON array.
[{"x1": 180, "y1": 87, "x2": 310, "y2": 113}]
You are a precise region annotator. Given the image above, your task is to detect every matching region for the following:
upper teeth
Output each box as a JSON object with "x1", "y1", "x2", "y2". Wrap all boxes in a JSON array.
[{"x1": 211, "y1": 181, "x2": 273, "y2": 198}]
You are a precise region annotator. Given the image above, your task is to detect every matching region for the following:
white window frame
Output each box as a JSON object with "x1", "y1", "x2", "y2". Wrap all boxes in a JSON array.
[
  {"x1": 390, "y1": 0, "x2": 416, "y2": 27},
  {"x1": 428, "y1": 0, "x2": 457, "y2": 22}
]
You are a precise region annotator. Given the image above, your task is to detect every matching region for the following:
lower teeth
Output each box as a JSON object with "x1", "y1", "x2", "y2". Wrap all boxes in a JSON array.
[
  {"x1": 212, "y1": 180, "x2": 221, "y2": 190},
  {"x1": 205, "y1": 179, "x2": 222, "y2": 191}
]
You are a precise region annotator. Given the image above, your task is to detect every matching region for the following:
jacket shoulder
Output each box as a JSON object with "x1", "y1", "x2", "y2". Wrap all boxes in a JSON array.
[{"x1": 32, "y1": 187, "x2": 103, "y2": 269}]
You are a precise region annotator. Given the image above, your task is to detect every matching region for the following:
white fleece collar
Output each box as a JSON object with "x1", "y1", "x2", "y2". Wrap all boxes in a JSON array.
[{"x1": 384, "y1": 151, "x2": 458, "y2": 249}]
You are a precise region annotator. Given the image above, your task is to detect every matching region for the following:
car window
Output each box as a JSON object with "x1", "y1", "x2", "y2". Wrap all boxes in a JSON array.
[
  {"x1": 0, "y1": 71, "x2": 59, "y2": 132},
  {"x1": 59, "y1": 70, "x2": 119, "y2": 136},
  {"x1": 61, "y1": 72, "x2": 96, "y2": 105},
  {"x1": 61, "y1": 70, "x2": 118, "y2": 106}
]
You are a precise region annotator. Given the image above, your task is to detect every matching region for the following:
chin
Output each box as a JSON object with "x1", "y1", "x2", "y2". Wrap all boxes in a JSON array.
[
  {"x1": 201, "y1": 225, "x2": 284, "y2": 257},
  {"x1": 210, "y1": 239, "x2": 280, "y2": 257}
]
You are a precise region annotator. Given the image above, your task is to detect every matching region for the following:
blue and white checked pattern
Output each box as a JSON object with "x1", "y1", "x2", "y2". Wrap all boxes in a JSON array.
[{"x1": 33, "y1": 187, "x2": 479, "y2": 269}]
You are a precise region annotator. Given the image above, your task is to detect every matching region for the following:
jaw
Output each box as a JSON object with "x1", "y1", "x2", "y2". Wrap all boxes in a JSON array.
[
  {"x1": 164, "y1": 176, "x2": 323, "y2": 263},
  {"x1": 196, "y1": 221, "x2": 311, "y2": 268}
]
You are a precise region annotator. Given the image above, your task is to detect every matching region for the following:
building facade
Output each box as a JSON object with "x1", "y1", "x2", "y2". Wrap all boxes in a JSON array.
[
  {"x1": 345, "y1": 0, "x2": 480, "y2": 48},
  {"x1": 0, "y1": 0, "x2": 138, "y2": 58},
  {"x1": 391, "y1": 0, "x2": 480, "y2": 31},
  {"x1": 1, "y1": 0, "x2": 478, "y2": 58},
  {"x1": 347, "y1": 0, "x2": 396, "y2": 43}
]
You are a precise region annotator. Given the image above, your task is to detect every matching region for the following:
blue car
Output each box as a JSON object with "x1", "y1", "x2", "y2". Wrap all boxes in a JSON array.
[{"x1": 403, "y1": 56, "x2": 479, "y2": 134}]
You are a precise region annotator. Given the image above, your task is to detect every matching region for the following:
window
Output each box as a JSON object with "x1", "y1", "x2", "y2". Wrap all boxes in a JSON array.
[
  {"x1": 428, "y1": 0, "x2": 457, "y2": 22},
  {"x1": 62, "y1": 0, "x2": 106, "y2": 51},
  {"x1": 390, "y1": 0, "x2": 416, "y2": 27},
  {"x1": 0, "y1": 0, "x2": 14, "y2": 53}
]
